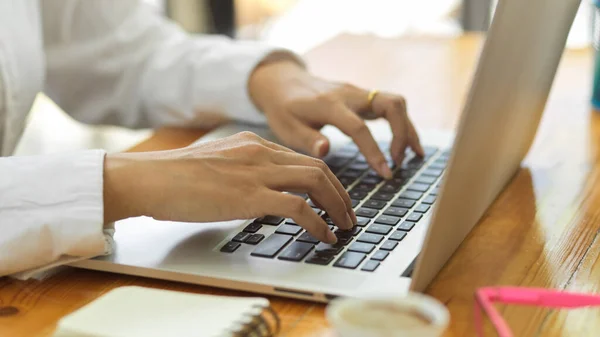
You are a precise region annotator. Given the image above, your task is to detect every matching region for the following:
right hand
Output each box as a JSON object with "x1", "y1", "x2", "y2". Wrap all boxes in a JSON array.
[{"x1": 103, "y1": 131, "x2": 356, "y2": 244}]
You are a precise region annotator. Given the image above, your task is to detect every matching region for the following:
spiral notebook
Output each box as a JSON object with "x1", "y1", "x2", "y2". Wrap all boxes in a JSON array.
[{"x1": 52, "y1": 286, "x2": 280, "y2": 337}]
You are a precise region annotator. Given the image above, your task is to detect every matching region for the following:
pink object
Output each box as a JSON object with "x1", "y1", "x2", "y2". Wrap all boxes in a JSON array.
[{"x1": 474, "y1": 287, "x2": 600, "y2": 337}]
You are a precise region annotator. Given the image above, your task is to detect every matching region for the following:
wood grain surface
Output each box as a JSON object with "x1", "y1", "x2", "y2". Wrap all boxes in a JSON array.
[{"x1": 1, "y1": 33, "x2": 599, "y2": 337}]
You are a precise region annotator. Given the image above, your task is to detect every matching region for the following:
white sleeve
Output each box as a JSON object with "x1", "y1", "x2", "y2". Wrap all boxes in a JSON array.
[
  {"x1": 0, "y1": 150, "x2": 113, "y2": 279},
  {"x1": 41, "y1": 0, "x2": 301, "y2": 129}
]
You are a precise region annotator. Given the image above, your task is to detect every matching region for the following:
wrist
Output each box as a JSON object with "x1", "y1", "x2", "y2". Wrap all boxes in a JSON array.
[
  {"x1": 248, "y1": 59, "x2": 308, "y2": 115},
  {"x1": 103, "y1": 153, "x2": 143, "y2": 223}
]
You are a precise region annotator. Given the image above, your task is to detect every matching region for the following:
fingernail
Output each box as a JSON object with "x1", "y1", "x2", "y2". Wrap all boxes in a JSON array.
[
  {"x1": 379, "y1": 162, "x2": 393, "y2": 179},
  {"x1": 313, "y1": 139, "x2": 326, "y2": 157},
  {"x1": 326, "y1": 230, "x2": 338, "y2": 244},
  {"x1": 345, "y1": 214, "x2": 354, "y2": 229}
]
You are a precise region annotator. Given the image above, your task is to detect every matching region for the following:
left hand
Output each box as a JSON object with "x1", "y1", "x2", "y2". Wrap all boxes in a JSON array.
[{"x1": 249, "y1": 60, "x2": 424, "y2": 179}]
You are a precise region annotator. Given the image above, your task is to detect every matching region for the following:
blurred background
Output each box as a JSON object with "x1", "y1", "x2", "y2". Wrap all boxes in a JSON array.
[{"x1": 15, "y1": 0, "x2": 595, "y2": 156}]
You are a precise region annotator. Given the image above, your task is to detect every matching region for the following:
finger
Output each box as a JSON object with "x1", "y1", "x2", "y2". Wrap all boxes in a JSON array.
[
  {"x1": 328, "y1": 104, "x2": 392, "y2": 179},
  {"x1": 271, "y1": 151, "x2": 356, "y2": 223},
  {"x1": 264, "y1": 192, "x2": 337, "y2": 243},
  {"x1": 275, "y1": 119, "x2": 330, "y2": 158},
  {"x1": 308, "y1": 196, "x2": 325, "y2": 210},
  {"x1": 263, "y1": 165, "x2": 353, "y2": 230},
  {"x1": 407, "y1": 120, "x2": 425, "y2": 157},
  {"x1": 379, "y1": 98, "x2": 410, "y2": 166}
]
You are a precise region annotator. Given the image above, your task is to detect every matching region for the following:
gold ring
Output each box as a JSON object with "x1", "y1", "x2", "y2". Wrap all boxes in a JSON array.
[{"x1": 367, "y1": 89, "x2": 379, "y2": 107}]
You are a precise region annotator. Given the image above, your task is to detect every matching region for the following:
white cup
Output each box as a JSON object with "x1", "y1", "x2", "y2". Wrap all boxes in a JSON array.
[{"x1": 326, "y1": 292, "x2": 450, "y2": 337}]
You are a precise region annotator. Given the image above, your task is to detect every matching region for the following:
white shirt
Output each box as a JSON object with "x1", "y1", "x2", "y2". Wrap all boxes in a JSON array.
[{"x1": 0, "y1": 0, "x2": 292, "y2": 278}]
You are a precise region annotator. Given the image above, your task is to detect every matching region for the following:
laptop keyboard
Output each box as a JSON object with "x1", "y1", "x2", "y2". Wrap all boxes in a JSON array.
[{"x1": 219, "y1": 142, "x2": 450, "y2": 273}]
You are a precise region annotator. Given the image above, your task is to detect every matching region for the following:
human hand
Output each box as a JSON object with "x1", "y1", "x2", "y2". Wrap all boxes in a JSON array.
[
  {"x1": 249, "y1": 60, "x2": 424, "y2": 179},
  {"x1": 103, "y1": 132, "x2": 356, "y2": 244}
]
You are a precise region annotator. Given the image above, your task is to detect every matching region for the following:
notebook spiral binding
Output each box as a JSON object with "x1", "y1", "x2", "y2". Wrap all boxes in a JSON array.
[{"x1": 232, "y1": 304, "x2": 280, "y2": 337}]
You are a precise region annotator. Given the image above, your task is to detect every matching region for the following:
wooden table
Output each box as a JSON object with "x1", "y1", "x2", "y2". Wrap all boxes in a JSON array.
[{"x1": 2, "y1": 33, "x2": 600, "y2": 337}]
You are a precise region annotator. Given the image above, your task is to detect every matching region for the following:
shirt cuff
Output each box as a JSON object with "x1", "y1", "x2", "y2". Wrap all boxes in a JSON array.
[{"x1": 0, "y1": 150, "x2": 110, "y2": 278}]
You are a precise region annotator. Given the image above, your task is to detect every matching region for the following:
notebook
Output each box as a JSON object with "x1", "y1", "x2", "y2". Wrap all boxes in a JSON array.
[{"x1": 53, "y1": 286, "x2": 280, "y2": 337}]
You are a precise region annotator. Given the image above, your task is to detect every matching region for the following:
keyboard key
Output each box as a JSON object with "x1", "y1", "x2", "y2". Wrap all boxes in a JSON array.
[
  {"x1": 361, "y1": 260, "x2": 380, "y2": 272},
  {"x1": 371, "y1": 192, "x2": 394, "y2": 201},
  {"x1": 422, "y1": 195, "x2": 437, "y2": 205},
  {"x1": 434, "y1": 157, "x2": 448, "y2": 164},
  {"x1": 312, "y1": 207, "x2": 322, "y2": 214},
  {"x1": 430, "y1": 187, "x2": 441, "y2": 196},
  {"x1": 232, "y1": 232, "x2": 251, "y2": 243},
  {"x1": 321, "y1": 214, "x2": 335, "y2": 226},
  {"x1": 357, "y1": 233, "x2": 384, "y2": 244},
  {"x1": 353, "y1": 183, "x2": 377, "y2": 192},
  {"x1": 351, "y1": 199, "x2": 360, "y2": 208},
  {"x1": 390, "y1": 177, "x2": 407, "y2": 186},
  {"x1": 371, "y1": 250, "x2": 390, "y2": 261},
  {"x1": 380, "y1": 183, "x2": 402, "y2": 193},
  {"x1": 307, "y1": 199, "x2": 317, "y2": 208},
  {"x1": 349, "y1": 190, "x2": 369, "y2": 200},
  {"x1": 256, "y1": 215, "x2": 284, "y2": 226},
  {"x1": 220, "y1": 241, "x2": 241, "y2": 253},
  {"x1": 356, "y1": 217, "x2": 371, "y2": 227},
  {"x1": 305, "y1": 252, "x2": 335, "y2": 265},
  {"x1": 423, "y1": 146, "x2": 439, "y2": 157},
  {"x1": 415, "y1": 204, "x2": 431, "y2": 213},
  {"x1": 405, "y1": 156, "x2": 425, "y2": 169},
  {"x1": 334, "y1": 230, "x2": 354, "y2": 245},
  {"x1": 243, "y1": 223, "x2": 262, "y2": 233},
  {"x1": 348, "y1": 162, "x2": 370, "y2": 171},
  {"x1": 407, "y1": 213, "x2": 423, "y2": 222},
  {"x1": 423, "y1": 168, "x2": 443, "y2": 177},
  {"x1": 407, "y1": 183, "x2": 430, "y2": 193},
  {"x1": 339, "y1": 176, "x2": 356, "y2": 187},
  {"x1": 375, "y1": 215, "x2": 401, "y2": 226},
  {"x1": 383, "y1": 207, "x2": 409, "y2": 217},
  {"x1": 364, "y1": 199, "x2": 387, "y2": 210},
  {"x1": 415, "y1": 176, "x2": 437, "y2": 185},
  {"x1": 395, "y1": 169, "x2": 417, "y2": 179},
  {"x1": 366, "y1": 224, "x2": 393, "y2": 235},
  {"x1": 348, "y1": 242, "x2": 375, "y2": 254},
  {"x1": 337, "y1": 226, "x2": 362, "y2": 237},
  {"x1": 325, "y1": 155, "x2": 352, "y2": 168},
  {"x1": 392, "y1": 198, "x2": 416, "y2": 208},
  {"x1": 381, "y1": 240, "x2": 399, "y2": 251},
  {"x1": 245, "y1": 234, "x2": 265, "y2": 245},
  {"x1": 398, "y1": 221, "x2": 416, "y2": 231},
  {"x1": 429, "y1": 163, "x2": 446, "y2": 170},
  {"x1": 251, "y1": 234, "x2": 293, "y2": 258},
  {"x1": 334, "y1": 252, "x2": 367, "y2": 269},
  {"x1": 356, "y1": 207, "x2": 379, "y2": 218},
  {"x1": 278, "y1": 242, "x2": 315, "y2": 261},
  {"x1": 285, "y1": 218, "x2": 299, "y2": 225},
  {"x1": 389, "y1": 231, "x2": 407, "y2": 241},
  {"x1": 399, "y1": 191, "x2": 424, "y2": 200},
  {"x1": 361, "y1": 176, "x2": 383, "y2": 185},
  {"x1": 276, "y1": 224, "x2": 302, "y2": 236},
  {"x1": 365, "y1": 169, "x2": 380, "y2": 178},
  {"x1": 340, "y1": 169, "x2": 363, "y2": 179},
  {"x1": 315, "y1": 242, "x2": 345, "y2": 255},
  {"x1": 297, "y1": 232, "x2": 320, "y2": 244}
]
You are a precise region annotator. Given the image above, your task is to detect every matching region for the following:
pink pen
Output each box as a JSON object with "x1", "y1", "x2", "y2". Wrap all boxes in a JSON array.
[{"x1": 474, "y1": 287, "x2": 600, "y2": 337}]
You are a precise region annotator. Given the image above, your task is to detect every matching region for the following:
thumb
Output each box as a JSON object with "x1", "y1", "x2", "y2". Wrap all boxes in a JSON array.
[{"x1": 286, "y1": 121, "x2": 330, "y2": 157}]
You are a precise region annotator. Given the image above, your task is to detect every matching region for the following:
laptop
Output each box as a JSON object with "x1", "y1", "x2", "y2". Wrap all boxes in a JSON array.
[{"x1": 71, "y1": 0, "x2": 581, "y2": 301}]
